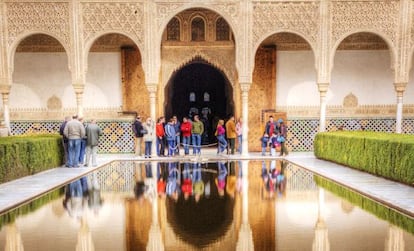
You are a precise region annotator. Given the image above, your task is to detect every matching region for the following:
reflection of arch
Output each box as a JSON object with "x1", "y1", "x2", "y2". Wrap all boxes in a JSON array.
[
  {"x1": 9, "y1": 32, "x2": 70, "y2": 75},
  {"x1": 331, "y1": 31, "x2": 395, "y2": 72},
  {"x1": 166, "y1": 194, "x2": 235, "y2": 247}
]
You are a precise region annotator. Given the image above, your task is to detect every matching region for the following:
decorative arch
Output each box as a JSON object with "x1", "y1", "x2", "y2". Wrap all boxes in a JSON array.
[
  {"x1": 189, "y1": 14, "x2": 207, "y2": 41},
  {"x1": 166, "y1": 17, "x2": 181, "y2": 41},
  {"x1": 253, "y1": 29, "x2": 317, "y2": 64},
  {"x1": 8, "y1": 31, "x2": 70, "y2": 75},
  {"x1": 83, "y1": 31, "x2": 143, "y2": 73},
  {"x1": 331, "y1": 30, "x2": 396, "y2": 73},
  {"x1": 215, "y1": 17, "x2": 231, "y2": 41}
]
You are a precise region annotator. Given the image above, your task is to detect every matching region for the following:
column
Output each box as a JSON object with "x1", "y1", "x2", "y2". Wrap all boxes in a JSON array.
[
  {"x1": 73, "y1": 83, "x2": 84, "y2": 117},
  {"x1": 240, "y1": 83, "x2": 250, "y2": 156},
  {"x1": 394, "y1": 83, "x2": 406, "y2": 134},
  {"x1": 318, "y1": 83, "x2": 329, "y2": 132},
  {"x1": 147, "y1": 84, "x2": 157, "y2": 157},
  {"x1": 0, "y1": 84, "x2": 11, "y2": 129}
]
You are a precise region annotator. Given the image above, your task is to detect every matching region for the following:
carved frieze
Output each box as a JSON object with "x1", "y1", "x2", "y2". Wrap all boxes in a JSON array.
[
  {"x1": 6, "y1": 2, "x2": 70, "y2": 48},
  {"x1": 252, "y1": 2, "x2": 319, "y2": 48},
  {"x1": 82, "y1": 2, "x2": 144, "y2": 49},
  {"x1": 331, "y1": 1, "x2": 399, "y2": 49}
]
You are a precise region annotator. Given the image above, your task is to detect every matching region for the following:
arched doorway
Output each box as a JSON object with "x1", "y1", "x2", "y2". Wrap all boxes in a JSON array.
[{"x1": 165, "y1": 59, "x2": 234, "y2": 144}]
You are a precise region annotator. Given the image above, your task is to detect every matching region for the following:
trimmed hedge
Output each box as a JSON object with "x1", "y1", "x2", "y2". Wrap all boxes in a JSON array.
[
  {"x1": 314, "y1": 175, "x2": 414, "y2": 234},
  {"x1": 314, "y1": 131, "x2": 414, "y2": 185},
  {"x1": 0, "y1": 134, "x2": 64, "y2": 184}
]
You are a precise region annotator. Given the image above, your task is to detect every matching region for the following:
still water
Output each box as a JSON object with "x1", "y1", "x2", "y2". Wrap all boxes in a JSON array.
[{"x1": 1, "y1": 160, "x2": 414, "y2": 251}]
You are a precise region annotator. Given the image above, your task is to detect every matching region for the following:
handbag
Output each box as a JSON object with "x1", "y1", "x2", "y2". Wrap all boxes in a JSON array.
[{"x1": 276, "y1": 135, "x2": 285, "y2": 143}]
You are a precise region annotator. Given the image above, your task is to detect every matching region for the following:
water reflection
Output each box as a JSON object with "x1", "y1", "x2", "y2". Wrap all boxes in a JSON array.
[{"x1": 1, "y1": 160, "x2": 414, "y2": 251}]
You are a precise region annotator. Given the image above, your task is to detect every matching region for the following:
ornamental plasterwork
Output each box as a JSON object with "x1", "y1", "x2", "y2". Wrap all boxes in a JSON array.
[
  {"x1": 82, "y1": 2, "x2": 144, "y2": 49},
  {"x1": 331, "y1": 1, "x2": 399, "y2": 49},
  {"x1": 252, "y1": 1, "x2": 319, "y2": 48},
  {"x1": 6, "y1": 2, "x2": 70, "y2": 49},
  {"x1": 156, "y1": 2, "x2": 239, "y2": 34},
  {"x1": 343, "y1": 92, "x2": 358, "y2": 108}
]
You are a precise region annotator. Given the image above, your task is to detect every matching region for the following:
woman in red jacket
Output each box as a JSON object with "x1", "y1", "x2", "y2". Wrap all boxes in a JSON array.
[
  {"x1": 156, "y1": 117, "x2": 165, "y2": 156},
  {"x1": 180, "y1": 117, "x2": 192, "y2": 155}
]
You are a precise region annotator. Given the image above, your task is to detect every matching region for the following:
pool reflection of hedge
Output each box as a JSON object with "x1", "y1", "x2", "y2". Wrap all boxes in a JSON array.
[
  {"x1": 314, "y1": 175, "x2": 414, "y2": 234},
  {"x1": 314, "y1": 131, "x2": 414, "y2": 186},
  {"x1": 0, "y1": 134, "x2": 64, "y2": 183},
  {"x1": 0, "y1": 188, "x2": 64, "y2": 230}
]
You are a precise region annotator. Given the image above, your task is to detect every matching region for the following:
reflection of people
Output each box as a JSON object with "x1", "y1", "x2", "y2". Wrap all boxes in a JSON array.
[
  {"x1": 216, "y1": 161, "x2": 227, "y2": 197},
  {"x1": 191, "y1": 115, "x2": 204, "y2": 155},
  {"x1": 226, "y1": 162, "x2": 237, "y2": 198},
  {"x1": 63, "y1": 177, "x2": 89, "y2": 218},
  {"x1": 192, "y1": 162, "x2": 204, "y2": 202},
  {"x1": 84, "y1": 119, "x2": 102, "y2": 167},
  {"x1": 166, "y1": 162, "x2": 180, "y2": 201},
  {"x1": 157, "y1": 163, "x2": 167, "y2": 198},
  {"x1": 181, "y1": 163, "x2": 192, "y2": 200}
]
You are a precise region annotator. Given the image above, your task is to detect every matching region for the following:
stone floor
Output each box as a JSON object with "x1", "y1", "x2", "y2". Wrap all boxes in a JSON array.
[{"x1": 1, "y1": 149, "x2": 414, "y2": 218}]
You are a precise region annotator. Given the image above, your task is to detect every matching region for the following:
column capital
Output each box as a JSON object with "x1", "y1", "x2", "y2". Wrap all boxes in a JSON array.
[
  {"x1": 317, "y1": 82, "x2": 329, "y2": 93},
  {"x1": 240, "y1": 82, "x2": 251, "y2": 92},
  {"x1": 72, "y1": 82, "x2": 84, "y2": 94},
  {"x1": 394, "y1": 82, "x2": 407, "y2": 96},
  {"x1": 146, "y1": 83, "x2": 158, "y2": 93},
  {"x1": 0, "y1": 84, "x2": 11, "y2": 94}
]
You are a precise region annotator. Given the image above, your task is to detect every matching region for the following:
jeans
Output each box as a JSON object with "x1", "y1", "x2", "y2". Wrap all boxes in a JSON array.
[
  {"x1": 237, "y1": 135, "x2": 242, "y2": 153},
  {"x1": 135, "y1": 137, "x2": 143, "y2": 155},
  {"x1": 217, "y1": 135, "x2": 227, "y2": 153},
  {"x1": 85, "y1": 145, "x2": 98, "y2": 166},
  {"x1": 192, "y1": 134, "x2": 201, "y2": 154},
  {"x1": 79, "y1": 138, "x2": 87, "y2": 163},
  {"x1": 68, "y1": 139, "x2": 81, "y2": 167},
  {"x1": 175, "y1": 135, "x2": 180, "y2": 154},
  {"x1": 182, "y1": 136, "x2": 190, "y2": 155},
  {"x1": 167, "y1": 139, "x2": 175, "y2": 156},
  {"x1": 145, "y1": 141, "x2": 152, "y2": 157},
  {"x1": 227, "y1": 138, "x2": 235, "y2": 154},
  {"x1": 156, "y1": 137, "x2": 165, "y2": 156}
]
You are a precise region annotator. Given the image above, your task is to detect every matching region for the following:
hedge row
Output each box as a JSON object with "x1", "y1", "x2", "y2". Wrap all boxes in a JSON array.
[
  {"x1": 314, "y1": 131, "x2": 414, "y2": 185},
  {"x1": 314, "y1": 175, "x2": 414, "y2": 234},
  {"x1": 0, "y1": 134, "x2": 64, "y2": 184}
]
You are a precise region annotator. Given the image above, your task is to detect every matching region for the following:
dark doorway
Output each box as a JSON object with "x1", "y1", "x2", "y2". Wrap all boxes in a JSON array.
[{"x1": 165, "y1": 60, "x2": 234, "y2": 144}]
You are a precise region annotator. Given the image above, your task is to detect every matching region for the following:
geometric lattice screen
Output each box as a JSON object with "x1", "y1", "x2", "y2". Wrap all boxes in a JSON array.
[{"x1": 10, "y1": 118, "x2": 414, "y2": 153}]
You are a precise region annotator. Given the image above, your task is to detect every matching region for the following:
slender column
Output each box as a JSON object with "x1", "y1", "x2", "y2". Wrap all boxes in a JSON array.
[
  {"x1": 73, "y1": 83, "x2": 84, "y2": 117},
  {"x1": 147, "y1": 84, "x2": 157, "y2": 157},
  {"x1": 0, "y1": 84, "x2": 11, "y2": 129},
  {"x1": 394, "y1": 82, "x2": 407, "y2": 134},
  {"x1": 318, "y1": 83, "x2": 329, "y2": 132},
  {"x1": 240, "y1": 83, "x2": 250, "y2": 156}
]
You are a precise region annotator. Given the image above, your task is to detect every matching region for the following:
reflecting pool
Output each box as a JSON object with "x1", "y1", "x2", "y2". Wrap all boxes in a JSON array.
[{"x1": 1, "y1": 160, "x2": 414, "y2": 251}]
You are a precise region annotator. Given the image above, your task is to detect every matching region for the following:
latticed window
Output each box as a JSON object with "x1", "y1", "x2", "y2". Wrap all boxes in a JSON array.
[
  {"x1": 167, "y1": 17, "x2": 180, "y2": 41},
  {"x1": 191, "y1": 17, "x2": 205, "y2": 41},
  {"x1": 216, "y1": 17, "x2": 230, "y2": 41}
]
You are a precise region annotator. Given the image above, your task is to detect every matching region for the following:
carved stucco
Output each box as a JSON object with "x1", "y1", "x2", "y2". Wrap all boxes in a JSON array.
[
  {"x1": 252, "y1": 1, "x2": 319, "y2": 51},
  {"x1": 82, "y1": 2, "x2": 144, "y2": 51},
  {"x1": 6, "y1": 2, "x2": 70, "y2": 50},
  {"x1": 331, "y1": 1, "x2": 399, "y2": 50}
]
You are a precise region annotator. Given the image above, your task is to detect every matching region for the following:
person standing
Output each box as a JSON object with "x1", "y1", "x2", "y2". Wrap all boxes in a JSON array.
[
  {"x1": 64, "y1": 115, "x2": 86, "y2": 168},
  {"x1": 143, "y1": 117, "x2": 155, "y2": 158},
  {"x1": 164, "y1": 118, "x2": 176, "y2": 156},
  {"x1": 133, "y1": 115, "x2": 144, "y2": 157},
  {"x1": 172, "y1": 115, "x2": 181, "y2": 155},
  {"x1": 278, "y1": 118, "x2": 289, "y2": 156},
  {"x1": 156, "y1": 117, "x2": 166, "y2": 156},
  {"x1": 84, "y1": 119, "x2": 102, "y2": 167},
  {"x1": 59, "y1": 116, "x2": 71, "y2": 167},
  {"x1": 78, "y1": 117, "x2": 87, "y2": 165},
  {"x1": 191, "y1": 115, "x2": 204, "y2": 155},
  {"x1": 236, "y1": 117, "x2": 243, "y2": 154},
  {"x1": 225, "y1": 115, "x2": 237, "y2": 155},
  {"x1": 180, "y1": 117, "x2": 192, "y2": 155},
  {"x1": 215, "y1": 119, "x2": 227, "y2": 155}
]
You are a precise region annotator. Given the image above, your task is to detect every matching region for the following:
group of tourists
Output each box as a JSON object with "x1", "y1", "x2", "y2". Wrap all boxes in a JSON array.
[
  {"x1": 59, "y1": 115, "x2": 102, "y2": 168},
  {"x1": 133, "y1": 114, "x2": 244, "y2": 157},
  {"x1": 260, "y1": 115, "x2": 289, "y2": 156}
]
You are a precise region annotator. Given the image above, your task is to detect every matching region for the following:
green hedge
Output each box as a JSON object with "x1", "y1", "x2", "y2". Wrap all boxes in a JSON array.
[
  {"x1": 0, "y1": 134, "x2": 64, "y2": 183},
  {"x1": 314, "y1": 131, "x2": 414, "y2": 185},
  {"x1": 314, "y1": 175, "x2": 414, "y2": 234}
]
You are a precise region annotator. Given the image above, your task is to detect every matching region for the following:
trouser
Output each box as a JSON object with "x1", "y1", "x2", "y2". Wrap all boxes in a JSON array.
[
  {"x1": 227, "y1": 138, "x2": 235, "y2": 154},
  {"x1": 85, "y1": 145, "x2": 98, "y2": 166},
  {"x1": 182, "y1": 136, "x2": 190, "y2": 155},
  {"x1": 134, "y1": 137, "x2": 143, "y2": 155}
]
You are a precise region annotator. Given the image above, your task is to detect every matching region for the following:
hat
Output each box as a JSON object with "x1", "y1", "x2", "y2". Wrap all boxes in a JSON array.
[{"x1": 278, "y1": 119, "x2": 283, "y2": 123}]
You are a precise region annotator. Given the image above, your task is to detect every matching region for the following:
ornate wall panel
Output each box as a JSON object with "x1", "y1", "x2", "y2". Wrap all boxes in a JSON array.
[
  {"x1": 82, "y1": 2, "x2": 144, "y2": 49},
  {"x1": 331, "y1": 1, "x2": 399, "y2": 49},
  {"x1": 252, "y1": 1, "x2": 319, "y2": 49},
  {"x1": 6, "y1": 2, "x2": 70, "y2": 48}
]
